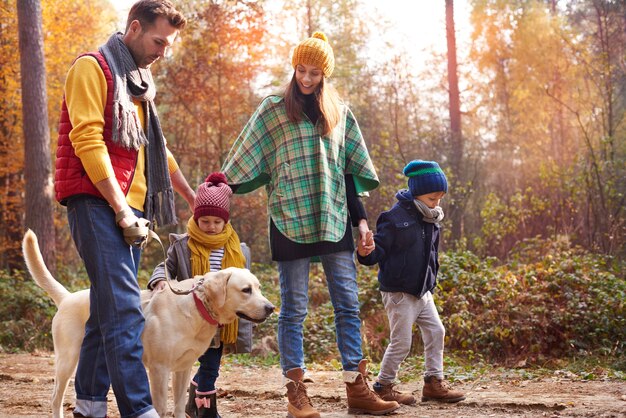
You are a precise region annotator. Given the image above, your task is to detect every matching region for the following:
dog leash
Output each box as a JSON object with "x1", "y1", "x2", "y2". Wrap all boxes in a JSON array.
[
  {"x1": 115, "y1": 216, "x2": 222, "y2": 328},
  {"x1": 148, "y1": 230, "x2": 203, "y2": 295},
  {"x1": 121, "y1": 217, "x2": 201, "y2": 296}
]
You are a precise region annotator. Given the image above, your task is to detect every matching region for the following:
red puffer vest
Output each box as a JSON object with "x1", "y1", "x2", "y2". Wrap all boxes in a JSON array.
[{"x1": 54, "y1": 52, "x2": 138, "y2": 205}]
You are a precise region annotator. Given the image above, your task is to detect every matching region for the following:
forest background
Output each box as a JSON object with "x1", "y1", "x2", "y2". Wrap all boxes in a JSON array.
[{"x1": 0, "y1": 0, "x2": 624, "y2": 375}]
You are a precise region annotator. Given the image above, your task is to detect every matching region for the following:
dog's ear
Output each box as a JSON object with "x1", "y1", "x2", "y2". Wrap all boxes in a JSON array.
[{"x1": 204, "y1": 269, "x2": 232, "y2": 309}]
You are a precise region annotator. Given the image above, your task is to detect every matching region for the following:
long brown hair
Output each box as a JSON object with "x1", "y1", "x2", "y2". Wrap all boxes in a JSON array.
[{"x1": 284, "y1": 72, "x2": 341, "y2": 137}]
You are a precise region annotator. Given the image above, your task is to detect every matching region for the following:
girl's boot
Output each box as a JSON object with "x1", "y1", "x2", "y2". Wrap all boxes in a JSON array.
[
  {"x1": 185, "y1": 381, "x2": 197, "y2": 418},
  {"x1": 196, "y1": 389, "x2": 221, "y2": 418}
]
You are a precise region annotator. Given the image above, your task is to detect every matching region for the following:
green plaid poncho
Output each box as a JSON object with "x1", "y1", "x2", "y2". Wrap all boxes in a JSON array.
[{"x1": 222, "y1": 95, "x2": 379, "y2": 244}]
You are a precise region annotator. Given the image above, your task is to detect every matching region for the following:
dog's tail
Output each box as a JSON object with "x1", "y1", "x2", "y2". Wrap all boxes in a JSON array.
[{"x1": 22, "y1": 229, "x2": 69, "y2": 307}]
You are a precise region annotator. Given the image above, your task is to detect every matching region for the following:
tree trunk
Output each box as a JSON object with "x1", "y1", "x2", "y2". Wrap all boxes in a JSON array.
[
  {"x1": 306, "y1": 0, "x2": 313, "y2": 36},
  {"x1": 446, "y1": 0, "x2": 464, "y2": 242},
  {"x1": 17, "y1": 0, "x2": 56, "y2": 272}
]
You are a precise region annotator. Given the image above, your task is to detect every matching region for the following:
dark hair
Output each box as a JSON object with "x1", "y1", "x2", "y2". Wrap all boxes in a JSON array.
[
  {"x1": 125, "y1": 0, "x2": 186, "y2": 33},
  {"x1": 284, "y1": 72, "x2": 340, "y2": 137}
]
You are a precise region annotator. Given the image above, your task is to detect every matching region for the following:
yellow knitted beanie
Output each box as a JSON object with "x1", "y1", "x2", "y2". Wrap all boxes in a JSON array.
[{"x1": 291, "y1": 31, "x2": 335, "y2": 77}]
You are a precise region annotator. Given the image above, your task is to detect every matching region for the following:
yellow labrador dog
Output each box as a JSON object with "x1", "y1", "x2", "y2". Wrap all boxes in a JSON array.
[{"x1": 22, "y1": 229, "x2": 274, "y2": 418}]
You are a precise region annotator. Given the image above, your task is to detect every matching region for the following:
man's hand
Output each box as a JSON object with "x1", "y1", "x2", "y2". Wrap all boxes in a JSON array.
[
  {"x1": 116, "y1": 208, "x2": 150, "y2": 248},
  {"x1": 117, "y1": 210, "x2": 139, "y2": 229}
]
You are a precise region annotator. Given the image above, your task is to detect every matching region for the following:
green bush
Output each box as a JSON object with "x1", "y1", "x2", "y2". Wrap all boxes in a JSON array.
[
  {"x1": 3, "y1": 236, "x2": 623, "y2": 371},
  {"x1": 0, "y1": 270, "x2": 56, "y2": 352},
  {"x1": 437, "y1": 237, "x2": 625, "y2": 364}
]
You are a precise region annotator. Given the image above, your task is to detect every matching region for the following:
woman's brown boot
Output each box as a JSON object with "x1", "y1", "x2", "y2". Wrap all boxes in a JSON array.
[
  {"x1": 285, "y1": 368, "x2": 320, "y2": 418},
  {"x1": 344, "y1": 360, "x2": 400, "y2": 415}
]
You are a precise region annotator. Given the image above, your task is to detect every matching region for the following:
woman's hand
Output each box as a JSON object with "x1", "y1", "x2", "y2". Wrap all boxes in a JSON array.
[
  {"x1": 357, "y1": 220, "x2": 375, "y2": 256},
  {"x1": 357, "y1": 230, "x2": 374, "y2": 257}
]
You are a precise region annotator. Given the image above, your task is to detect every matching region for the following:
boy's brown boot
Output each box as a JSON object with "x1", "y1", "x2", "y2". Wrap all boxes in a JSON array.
[
  {"x1": 421, "y1": 375, "x2": 466, "y2": 403},
  {"x1": 373, "y1": 381, "x2": 417, "y2": 405},
  {"x1": 285, "y1": 368, "x2": 320, "y2": 418},
  {"x1": 344, "y1": 360, "x2": 400, "y2": 415}
]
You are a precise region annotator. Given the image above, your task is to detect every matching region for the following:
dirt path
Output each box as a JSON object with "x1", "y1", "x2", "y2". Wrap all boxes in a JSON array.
[{"x1": 1, "y1": 352, "x2": 625, "y2": 417}]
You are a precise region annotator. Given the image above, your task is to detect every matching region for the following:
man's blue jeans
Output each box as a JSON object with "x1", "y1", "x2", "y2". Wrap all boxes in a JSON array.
[
  {"x1": 67, "y1": 196, "x2": 156, "y2": 418},
  {"x1": 277, "y1": 250, "x2": 363, "y2": 374}
]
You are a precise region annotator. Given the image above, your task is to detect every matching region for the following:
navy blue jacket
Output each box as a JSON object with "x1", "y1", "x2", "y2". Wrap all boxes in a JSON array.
[{"x1": 357, "y1": 189, "x2": 440, "y2": 298}]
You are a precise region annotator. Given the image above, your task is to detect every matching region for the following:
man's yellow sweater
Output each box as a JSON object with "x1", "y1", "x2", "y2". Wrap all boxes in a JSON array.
[{"x1": 65, "y1": 55, "x2": 179, "y2": 211}]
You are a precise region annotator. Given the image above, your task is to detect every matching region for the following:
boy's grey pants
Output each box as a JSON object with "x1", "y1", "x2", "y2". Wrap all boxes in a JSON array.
[{"x1": 378, "y1": 291, "x2": 445, "y2": 384}]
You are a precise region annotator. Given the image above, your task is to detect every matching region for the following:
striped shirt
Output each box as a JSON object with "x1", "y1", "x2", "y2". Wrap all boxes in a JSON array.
[{"x1": 210, "y1": 248, "x2": 225, "y2": 272}]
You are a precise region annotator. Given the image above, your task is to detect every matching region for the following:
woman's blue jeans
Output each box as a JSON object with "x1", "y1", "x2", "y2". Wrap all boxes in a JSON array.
[
  {"x1": 277, "y1": 250, "x2": 363, "y2": 374},
  {"x1": 67, "y1": 196, "x2": 156, "y2": 418}
]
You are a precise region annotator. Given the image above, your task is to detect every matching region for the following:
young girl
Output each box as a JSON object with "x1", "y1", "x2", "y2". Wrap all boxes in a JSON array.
[
  {"x1": 357, "y1": 160, "x2": 466, "y2": 405},
  {"x1": 221, "y1": 32, "x2": 399, "y2": 417},
  {"x1": 148, "y1": 172, "x2": 249, "y2": 418}
]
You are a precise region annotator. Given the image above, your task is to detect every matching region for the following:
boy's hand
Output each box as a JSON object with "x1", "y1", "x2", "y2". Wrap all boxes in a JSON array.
[{"x1": 357, "y1": 230, "x2": 375, "y2": 257}]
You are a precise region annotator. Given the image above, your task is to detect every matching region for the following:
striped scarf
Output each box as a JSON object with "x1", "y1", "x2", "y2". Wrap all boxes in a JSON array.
[{"x1": 99, "y1": 33, "x2": 175, "y2": 226}]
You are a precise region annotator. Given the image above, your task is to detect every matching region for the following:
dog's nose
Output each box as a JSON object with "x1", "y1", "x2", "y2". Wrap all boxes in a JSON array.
[{"x1": 265, "y1": 304, "x2": 275, "y2": 316}]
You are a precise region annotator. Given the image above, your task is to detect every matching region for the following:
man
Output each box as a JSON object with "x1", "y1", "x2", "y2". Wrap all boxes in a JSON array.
[{"x1": 54, "y1": 1, "x2": 194, "y2": 417}]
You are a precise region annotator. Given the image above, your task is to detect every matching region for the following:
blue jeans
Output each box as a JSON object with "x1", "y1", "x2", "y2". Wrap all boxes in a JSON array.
[
  {"x1": 193, "y1": 343, "x2": 224, "y2": 392},
  {"x1": 277, "y1": 250, "x2": 363, "y2": 374},
  {"x1": 67, "y1": 196, "x2": 156, "y2": 418}
]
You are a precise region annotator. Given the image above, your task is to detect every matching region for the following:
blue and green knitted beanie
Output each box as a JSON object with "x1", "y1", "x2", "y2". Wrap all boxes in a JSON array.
[{"x1": 403, "y1": 160, "x2": 448, "y2": 196}]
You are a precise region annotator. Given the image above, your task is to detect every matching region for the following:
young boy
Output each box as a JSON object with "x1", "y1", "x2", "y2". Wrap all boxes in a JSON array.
[
  {"x1": 148, "y1": 172, "x2": 250, "y2": 418},
  {"x1": 357, "y1": 160, "x2": 466, "y2": 405}
]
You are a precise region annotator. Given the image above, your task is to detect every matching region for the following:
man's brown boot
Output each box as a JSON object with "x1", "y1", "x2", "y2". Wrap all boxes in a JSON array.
[
  {"x1": 373, "y1": 381, "x2": 416, "y2": 405},
  {"x1": 285, "y1": 368, "x2": 320, "y2": 418},
  {"x1": 421, "y1": 375, "x2": 466, "y2": 403},
  {"x1": 344, "y1": 360, "x2": 400, "y2": 415}
]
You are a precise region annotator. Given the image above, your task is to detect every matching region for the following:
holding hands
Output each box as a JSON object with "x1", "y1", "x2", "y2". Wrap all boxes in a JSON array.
[{"x1": 357, "y1": 223, "x2": 375, "y2": 257}]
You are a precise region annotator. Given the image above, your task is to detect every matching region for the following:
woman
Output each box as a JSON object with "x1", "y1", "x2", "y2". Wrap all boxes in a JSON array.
[{"x1": 221, "y1": 32, "x2": 399, "y2": 417}]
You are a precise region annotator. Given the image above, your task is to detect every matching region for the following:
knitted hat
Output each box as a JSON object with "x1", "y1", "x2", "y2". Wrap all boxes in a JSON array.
[
  {"x1": 403, "y1": 160, "x2": 448, "y2": 197},
  {"x1": 193, "y1": 172, "x2": 232, "y2": 222},
  {"x1": 292, "y1": 31, "x2": 335, "y2": 77}
]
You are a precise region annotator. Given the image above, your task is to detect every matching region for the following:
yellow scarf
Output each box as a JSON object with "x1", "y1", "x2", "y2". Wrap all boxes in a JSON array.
[{"x1": 187, "y1": 217, "x2": 246, "y2": 344}]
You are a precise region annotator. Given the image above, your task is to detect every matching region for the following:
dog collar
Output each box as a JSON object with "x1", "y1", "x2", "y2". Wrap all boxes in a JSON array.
[{"x1": 192, "y1": 292, "x2": 220, "y2": 326}]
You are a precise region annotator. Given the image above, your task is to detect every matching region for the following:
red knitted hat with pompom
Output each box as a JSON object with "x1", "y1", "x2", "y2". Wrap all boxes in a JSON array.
[{"x1": 193, "y1": 172, "x2": 232, "y2": 222}]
